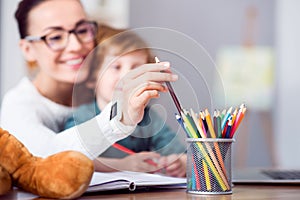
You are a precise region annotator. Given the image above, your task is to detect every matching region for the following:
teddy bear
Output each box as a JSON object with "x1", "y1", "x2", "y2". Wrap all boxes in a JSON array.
[{"x1": 0, "y1": 128, "x2": 94, "y2": 199}]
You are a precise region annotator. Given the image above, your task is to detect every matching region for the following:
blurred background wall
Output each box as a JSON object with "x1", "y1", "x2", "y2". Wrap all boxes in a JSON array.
[{"x1": 1, "y1": 0, "x2": 299, "y2": 169}]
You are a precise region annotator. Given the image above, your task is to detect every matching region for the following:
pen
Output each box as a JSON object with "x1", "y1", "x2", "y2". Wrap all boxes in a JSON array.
[{"x1": 112, "y1": 143, "x2": 158, "y2": 166}]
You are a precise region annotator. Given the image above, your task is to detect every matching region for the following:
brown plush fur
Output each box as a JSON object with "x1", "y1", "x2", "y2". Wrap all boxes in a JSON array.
[
  {"x1": 0, "y1": 166, "x2": 11, "y2": 195},
  {"x1": 0, "y1": 128, "x2": 94, "y2": 199}
]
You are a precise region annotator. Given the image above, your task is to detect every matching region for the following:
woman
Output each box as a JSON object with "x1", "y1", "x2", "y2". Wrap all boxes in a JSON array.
[{"x1": 0, "y1": 0, "x2": 178, "y2": 163}]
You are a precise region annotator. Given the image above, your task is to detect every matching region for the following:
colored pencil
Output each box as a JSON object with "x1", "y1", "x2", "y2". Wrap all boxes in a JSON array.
[
  {"x1": 113, "y1": 143, "x2": 134, "y2": 154},
  {"x1": 202, "y1": 159, "x2": 211, "y2": 191},
  {"x1": 205, "y1": 110, "x2": 228, "y2": 181},
  {"x1": 112, "y1": 143, "x2": 157, "y2": 166},
  {"x1": 192, "y1": 155, "x2": 201, "y2": 190},
  {"x1": 181, "y1": 112, "x2": 199, "y2": 139},
  {"x1": 155, "y1": 57, "x2": 183, "y2": 116},
  {"x1": 221, "y1": 107, "x2": 232, "y2": 130},
  {"x1": 200, "y1": 111, "x2": 209, "y2": 136},
  {"x1": 205, "y1": 109, "x2": 217, "y2": 138},
  {"x1": 190, "y1": 109, "x2": 206, "y2": 138},
  {"x1": 230, "y1": 107, "x2": 247, "y2": 138},
  {"x1": 225, "y1": 116, "x2": 233, "y2": 138},
  {"x1": 176, "y1": 114, "x2": 192, "y2": 138},
  {"x1": 216, "y1": 110, "x2": 222, "y2": 138},
  {"x1": 213, "y1": 110, "x2": 218, "y2": 138}
]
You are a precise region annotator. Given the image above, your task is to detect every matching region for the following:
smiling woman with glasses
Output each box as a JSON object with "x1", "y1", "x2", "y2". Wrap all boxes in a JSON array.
[{"x1": 25, "y1": 20, "x2": 98, "y2": 51}]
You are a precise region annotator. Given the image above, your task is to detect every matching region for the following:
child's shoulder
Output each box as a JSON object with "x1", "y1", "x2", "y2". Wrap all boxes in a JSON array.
[{"x1": 65, "y1": 101, "x2": 99, "y2": 129}]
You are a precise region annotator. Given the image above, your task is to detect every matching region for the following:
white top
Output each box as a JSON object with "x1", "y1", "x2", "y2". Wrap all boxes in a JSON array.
[{"x1": 0, "y1": 77, "x2": 135, "y2": 159}]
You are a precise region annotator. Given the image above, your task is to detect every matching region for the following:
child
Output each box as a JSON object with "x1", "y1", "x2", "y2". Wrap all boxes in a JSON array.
[{"x1": 65, "y1": 25, "x2": 187, "y2": 177}]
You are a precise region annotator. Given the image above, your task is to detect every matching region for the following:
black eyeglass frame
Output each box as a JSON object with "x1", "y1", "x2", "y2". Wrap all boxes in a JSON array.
[{"x1": 24, "y1": 20, "x2": 98, "y2": 51}]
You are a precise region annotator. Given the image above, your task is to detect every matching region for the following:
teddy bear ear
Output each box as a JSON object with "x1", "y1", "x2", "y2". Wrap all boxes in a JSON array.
[{"x1": 0, "y1": 166, "x2": 12, "y2": 196}]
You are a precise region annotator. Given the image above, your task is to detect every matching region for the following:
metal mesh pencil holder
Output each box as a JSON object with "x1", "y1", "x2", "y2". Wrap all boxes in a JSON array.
[{"x1": 186, "y1": 138, "x2": 234, "y2": 195}]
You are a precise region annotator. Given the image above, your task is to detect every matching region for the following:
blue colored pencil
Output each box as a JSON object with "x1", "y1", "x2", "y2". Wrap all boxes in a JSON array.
[
  {"x1": 221, "y1": 107, "x2": 232, "y2": 130},
  {"x1": 225, "y1": 116, "x2": 233, "y2": 138}
]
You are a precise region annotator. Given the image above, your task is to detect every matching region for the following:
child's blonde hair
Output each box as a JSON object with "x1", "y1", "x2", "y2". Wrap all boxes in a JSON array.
[
  {"x1": 87, "y1": 24, "x2": 154, "y2": 87},
  {"x1": 96, "y1": 24, "x2": 153, "y2": 65}
]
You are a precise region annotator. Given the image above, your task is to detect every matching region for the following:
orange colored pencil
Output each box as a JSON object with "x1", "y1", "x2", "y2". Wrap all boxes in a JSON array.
[
  {"x1": 204, "y1": 109, "x2": 228, "y2": 184},
  {"x1": 230, "y1": 107, "x2": 246, "y2": 138}
]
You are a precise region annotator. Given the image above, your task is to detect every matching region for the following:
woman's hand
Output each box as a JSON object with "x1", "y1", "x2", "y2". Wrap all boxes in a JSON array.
[
  {"x1": 158, "y1": 154, "x2": 187, "y2": 177},
  {"x1": 113, "y1": 62, "x2": 178, "y2": 126}
]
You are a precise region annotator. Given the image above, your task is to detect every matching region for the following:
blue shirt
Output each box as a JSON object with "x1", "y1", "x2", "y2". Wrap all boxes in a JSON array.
[{"x1": 65, "y1": 101, "x2": 185, "y2": 158}]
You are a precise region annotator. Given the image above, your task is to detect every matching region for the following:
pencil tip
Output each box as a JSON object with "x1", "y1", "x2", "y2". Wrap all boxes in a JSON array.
[{"x1": 240, "y1": 103, "x2": 246, "y2": 108}]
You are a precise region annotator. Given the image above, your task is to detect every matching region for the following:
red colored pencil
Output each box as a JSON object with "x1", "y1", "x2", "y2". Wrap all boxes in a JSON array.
[
  {"x1": 230, "y1": 107, "x2": 247, "y2": 138},
  {"x1": 112, "y1": 143, "x2": 157, "y2": 166}
]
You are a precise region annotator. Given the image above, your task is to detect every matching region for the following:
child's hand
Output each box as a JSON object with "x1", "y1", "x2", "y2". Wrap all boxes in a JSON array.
[
  {"x1": 114, "y1": 62, "x2": 178, "y2": 126},
  {"x1": 120, "y1": 152, "x2": 161, "y2": 173},
  {"x1": 158, "y1": 154, "x2": 187, "y2": 177}
]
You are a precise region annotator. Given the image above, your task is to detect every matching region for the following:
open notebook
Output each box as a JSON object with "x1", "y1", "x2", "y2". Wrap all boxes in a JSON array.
[
  {"x1": 86, "y1": 171, "x2": 186, "y2": 192},
  {"x1": 232, "y1": 168, "x2": 300, "y2": 184}
]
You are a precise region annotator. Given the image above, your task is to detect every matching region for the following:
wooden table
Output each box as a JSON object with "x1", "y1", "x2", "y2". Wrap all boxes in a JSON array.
[{"x1": 1, "y1": 185, "x2": 300, "y2": 200}]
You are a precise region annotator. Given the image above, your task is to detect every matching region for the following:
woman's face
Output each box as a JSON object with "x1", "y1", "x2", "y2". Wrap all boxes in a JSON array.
[
  {"x1": 95, "y1": 50, "x2": 148, "y2": 109},
  {"x1": 21, "y1": 0, "x2": 95, "y2": 84}
]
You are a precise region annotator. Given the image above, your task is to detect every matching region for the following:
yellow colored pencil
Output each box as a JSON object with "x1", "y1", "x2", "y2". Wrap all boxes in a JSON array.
[
  {"x1": 181, "y1": 112, "x2": 199, "y2": 139},
  {"x1": 204, "y1": 140, "x2": 229, "y2": 189},
  {"x1": 204, "y1": 109, "x2": 228, "y2": 184},
  {"x1": 202, "y1": 159, "x2": 211, "y2": 191},
  {"x1": 195, "y1": 141, "x2": 228, "y2": 191},
  {"x1": 184, "y1": 110, "x2": 229, "y2": 189},
  {"x1": 205, "y1": 109, "x2": 217, "y2": 138},
  {"x1": 231, "y1": 108, "x2": 238, "y2": 126},
  {"x1": 190, "y1": 109, "x2": 206, "y2": 138},
  {"x1": 183, "y1": 117, "x2": 228, "y2": 190}
]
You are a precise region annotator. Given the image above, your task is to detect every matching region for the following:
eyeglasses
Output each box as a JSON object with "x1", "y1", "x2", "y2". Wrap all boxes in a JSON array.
[{"x1": 24, "y1": 21, "x2": 98, "y2": 51}]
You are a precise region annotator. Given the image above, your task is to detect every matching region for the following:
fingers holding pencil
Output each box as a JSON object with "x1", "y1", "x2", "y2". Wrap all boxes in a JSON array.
[
  {"x1": 121, "y1": 152, "x2": 161, "y2": 173},
  {"x1": 114, "y1": 62, "x2": 178, "y2": 126}
]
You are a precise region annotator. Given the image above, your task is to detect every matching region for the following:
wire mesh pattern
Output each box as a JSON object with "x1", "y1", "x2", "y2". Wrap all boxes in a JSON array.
[{"x1": 186, "y1": 138, "x2": 234, "y2": 194}]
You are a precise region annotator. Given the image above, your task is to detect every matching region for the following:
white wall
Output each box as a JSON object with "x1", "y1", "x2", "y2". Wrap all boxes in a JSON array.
[
  {"x1": 129, "y1": 0, "x2": 276, "y2": 168},
  {"x1": 80, "y1": 0, "x2": 129, "y2": 28},
  {"x1": 129, "y1": 0, "x2": 300, "y2": 168},
  {"x1": 275, "y1": 0, "x2": 300, "y2": 168},
  {"x1": 0, "y1": 0, "x2": 25, "y2": 99}
]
